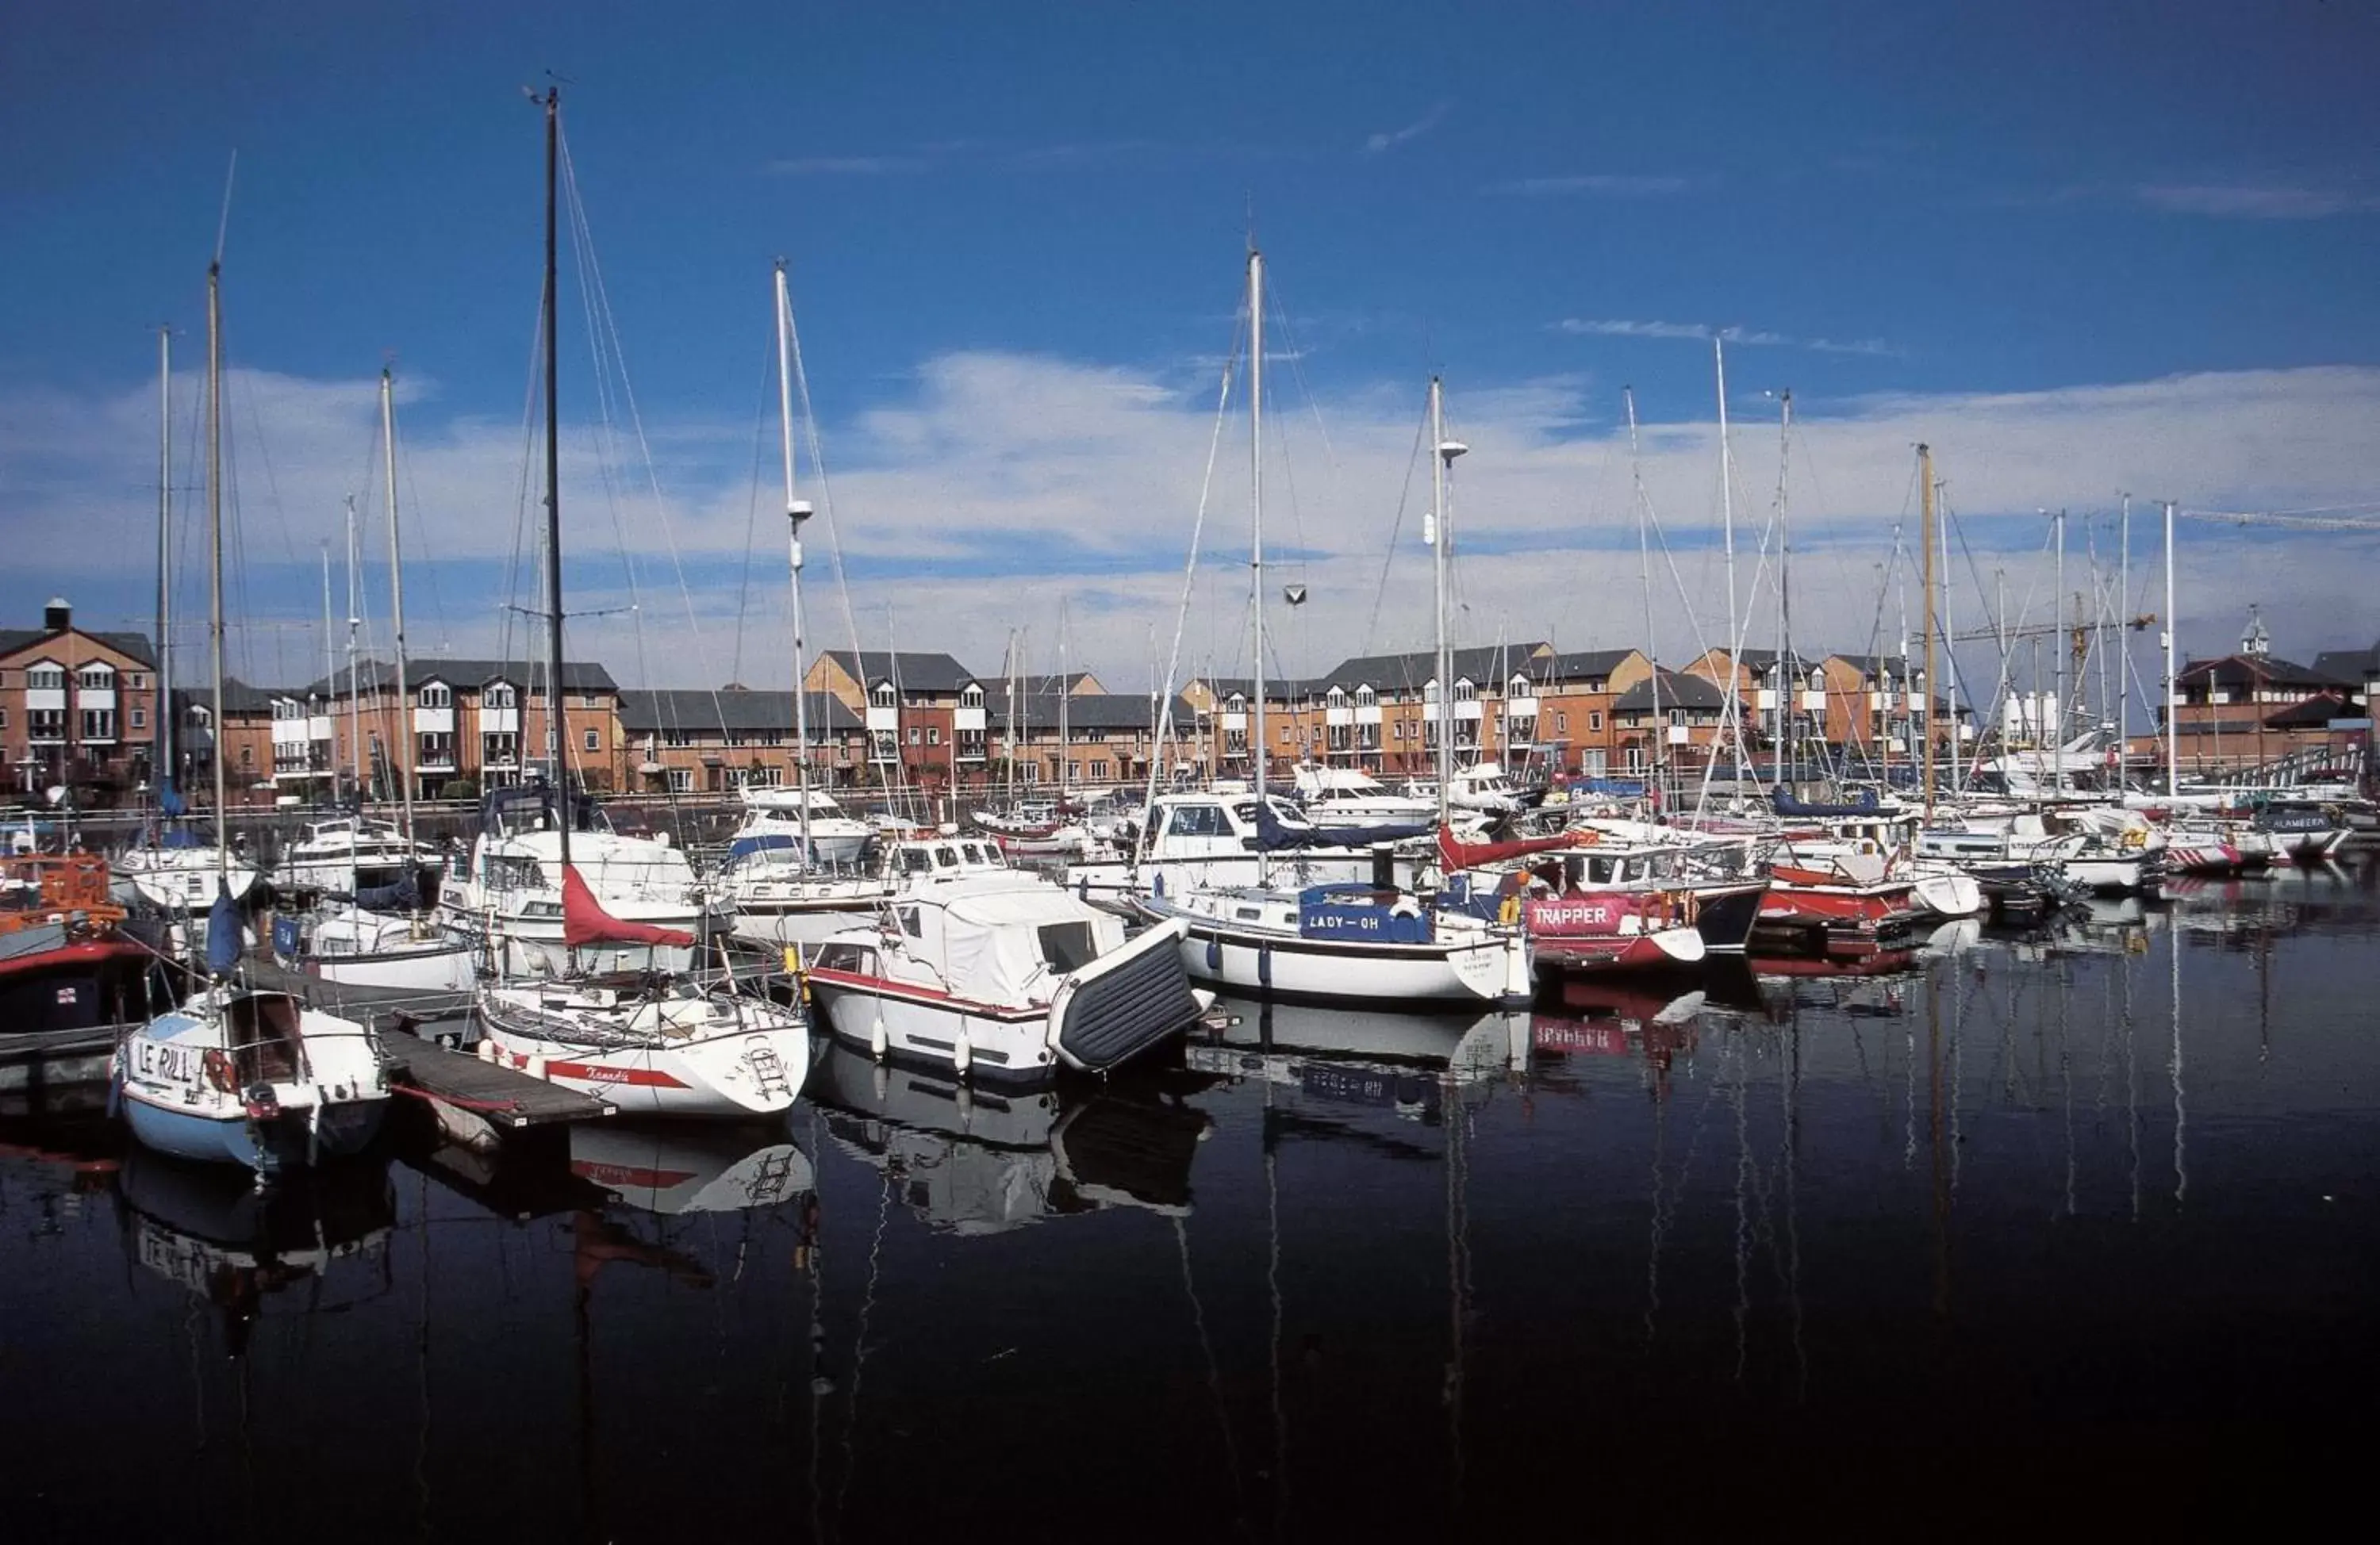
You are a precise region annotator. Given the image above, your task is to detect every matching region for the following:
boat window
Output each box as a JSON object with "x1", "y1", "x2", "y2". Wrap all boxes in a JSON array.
[
  {"x1": 897, "y1": 848, "x2": 933, "y2": 875},
  {"x1": 813, "y1": 942, "x2": 876, "y2": 974},
  {"x1": 1169, "y1": 804, "x2": 1227, "y2": 838},
  {"x1": 932, "y1": 845, "x2": 961, "y2": 868},
  {"x1": 897, "y1": 906, "x2": 922, "y2": 938},
  {"x1": 1234, "y1": 907, "x2": 1263, "y2": 922},
  {"x1": 1588, "y1": 856, "x2": 1617, "y2": 884},
  {"x1": 1035, "y1": 921, "x2": 1096, "y2": 973}
]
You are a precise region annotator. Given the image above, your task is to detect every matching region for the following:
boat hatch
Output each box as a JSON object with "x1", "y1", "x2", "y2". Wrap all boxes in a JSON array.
[{"x1": 229, "y1": 994, "x2": 308, "y2": 1086}]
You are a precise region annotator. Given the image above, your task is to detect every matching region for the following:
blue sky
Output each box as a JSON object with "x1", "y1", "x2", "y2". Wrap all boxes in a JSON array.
[{"x1": 6, "y1": 0, "x2": 2378, "y2": 702}]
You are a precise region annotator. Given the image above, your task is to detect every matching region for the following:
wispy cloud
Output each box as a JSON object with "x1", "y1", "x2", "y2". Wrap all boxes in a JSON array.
[
  {"x1": 1553, "y1": 318, "x2": 1898, "y2": 357},
  {"x1": 1484, "y1": 174, "x2": 1692, "y2": 197},
  {"x1": 765, "y1": 155, "x2": 927, "y2": 177},
  {"x1": 2136, "y1": 182, "x2": 2380, "y2": 220},
  {"x1": 1364, "y1": 100, "x2": 1450, "y2": 155}
]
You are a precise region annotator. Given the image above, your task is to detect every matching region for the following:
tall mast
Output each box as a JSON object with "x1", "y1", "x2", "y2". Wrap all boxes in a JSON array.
[
  {"x1": 774, "y1": 262, "x2": 814, "y2": 858},
  {"x1": 1626, "y1": 387, "x2": 1661, "y2": 798},
  {"x1": 381, "y1": 367, "x2": 415, "y2": 841},
  {"x1": 1919, "y1": 443, "x2": 1938, "y2": 817},
  {"x1": 1940, "y1": 463, "x2": 1959, "y2": 796},
  {"x1": 155, "y1": 327, "x2": 175, "y2": 798},
  {"x1": 2163, "y1": 500, "x2": 2178, "y2": 796},
  {"x1": 2052, "y1": 507, "x2": 2067, "y2": 796},
  {"x1": 344, "y1": 497, "x2": 362, "y2": 801},
  {"x1": 541, "y1": 87, "x2": 570, "y2": 874},
  {"x1": 1774, "y1": 389, "x2": 1792, "y2": 788},
  {"x1": 1713, "y1": 337, "x2": 1741, "y2": 788},
  {"x1": 1058, "y1": 598, "x2": 1071, "y2": 807},
  {"x1": 1248, "y1": 248, "x2": 1266, "y2": 820},
  {"x1": 321, "y1": 534, "x2": 335, "y2": 793},
  {"x1": 206, "y1": 261, "x2": 227, "y2": 868},
  {"x1": 2117, "y1": 493, "x2": 2130, "y2": 793},
  {"x1": 1428, "y1": 378, "x2": 1468, "y2": 822}
]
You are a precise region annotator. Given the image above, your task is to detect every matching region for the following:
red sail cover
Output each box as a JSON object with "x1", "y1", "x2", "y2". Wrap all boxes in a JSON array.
[
  {"x1": 562, "y1": 865, "x2": 695, "y2": 948},
  {"x1": 1437, "y1": 824, "x2": 1585, "y2": 872}
]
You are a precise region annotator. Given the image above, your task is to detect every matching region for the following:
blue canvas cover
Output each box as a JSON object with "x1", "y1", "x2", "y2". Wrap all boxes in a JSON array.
[{"x1": 1296, "y1": 886, "x2": 1433, "y2": 945}]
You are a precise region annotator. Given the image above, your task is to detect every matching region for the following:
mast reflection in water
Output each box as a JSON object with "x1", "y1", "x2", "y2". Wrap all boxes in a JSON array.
[{"x1": 5, "y1": 865, "x2": 2380, "y2": 1533}]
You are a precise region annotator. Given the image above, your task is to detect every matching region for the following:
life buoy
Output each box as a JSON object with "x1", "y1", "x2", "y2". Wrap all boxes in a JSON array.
[{"x1": 202, "y1": 1049, "x2": 236, "y2": 1094}]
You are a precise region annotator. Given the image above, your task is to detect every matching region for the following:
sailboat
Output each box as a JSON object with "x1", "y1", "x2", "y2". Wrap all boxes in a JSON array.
[
  {"x1": 116, "y1": 258, "x2": 393, "y2": 1176},
  {"x1": 1134, "y1": 257, "x2": 1529, "y2": 1008},
  {"x1": 114, "y1": 324, "x2": 260, "y2": 915},
  {"x1": 471, "y1": 90, "x2": 807, "y2": 1120},
  {"x1": 274, "y1": 369, "x2": 476, "y2": 992},
  {"x1": 719, "y1": 261, "x2": 895, "y2": 952}
]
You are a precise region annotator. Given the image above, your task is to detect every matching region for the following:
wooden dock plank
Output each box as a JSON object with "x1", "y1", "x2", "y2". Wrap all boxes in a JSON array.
[{"x1": 379, "y1": 1030, "x2": 612, "y2": 1128}]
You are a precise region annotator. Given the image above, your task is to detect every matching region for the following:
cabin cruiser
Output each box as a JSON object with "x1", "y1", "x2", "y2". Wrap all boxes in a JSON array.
[
  {"x1": 273, "y1": 816, "x2": 443, "y2": 898},
  {"x1": 804, "y1": 865, "x2": 1204, "y2": 1086},
  {"x1": 115, "y1": 829, "x2": 260, "y2": 912},
  {"x1": 1291, "y1": 765, "x2": 1438, "y2": 822},
  {"x1": 440, "y1": 782, "x2": 723, "y2": 976},
  {"x1": 725, "y1": 786, "x2": 873, "y2": 868},
  {"x1": 1061, "y1": 790, "x2": 1424, "y2": 902},
  {"x1": 1403, "y1": 761, "x2": 1525, "y2": 815}
]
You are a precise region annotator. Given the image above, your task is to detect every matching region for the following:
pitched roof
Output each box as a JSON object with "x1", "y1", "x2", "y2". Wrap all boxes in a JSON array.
[
  {"x1": 1825, "y1": 652, "x2": 1903, "y2": 677},
  {"x1": 996, "y1": 692, "x2": 1196, "y2": 732},
  {"x1": 1543, "y1": 647, "x2": 1641, "y2": 682},
  {"x1": 1614, "y1": 670, "x2": 1729, "y2": 713},
  {"x1": 819, "y1": 650, "x2": 978, "y2": 693},
  {"x1": 1718, "y1": 647, "x2": 1816, "y2": 676},
  {"x1": 617, "y1": 688, "x2": 862, "y2": 735},
  {"x1": 2178, "y1": 654, "x2": 2348, "y2": 689},
  {"x1": 172, "y1": 679, "x2": 279, "y2": 715},
  {"x1": 1322, "y1": 641, "x2": 1554, "y2": 692},
  {"x1": 2263, "y1": 692, "x2": 2353, "y2": 729},
  {"x1": 0, "y1": 627, "x2": 157, "y2": 668},
  {"x1": 1198, "y1": 677, "x2": 1322, "y2": 703},
  {"x1": 2310, "y1": 645, "x2": 2380, "y2": 683},
  {"x1": 290, "y1": 657, "x2": 618, "y2": 696}
]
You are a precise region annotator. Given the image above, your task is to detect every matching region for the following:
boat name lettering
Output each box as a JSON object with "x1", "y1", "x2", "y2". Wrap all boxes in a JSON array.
[
  {"x1": 133, "y1": 1038, "x2": 197, "y2": 1083},
  {"x1": 1530, "y1": 901, "x2": 1618, "y2": 930}
]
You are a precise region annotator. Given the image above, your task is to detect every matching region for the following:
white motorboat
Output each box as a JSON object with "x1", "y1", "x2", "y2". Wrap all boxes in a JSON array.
[
  {"x1": 478, "y1": 973, "x2": 808, "y2": 1118},
  {"x1": 116, "y1": 837, "x2": 259, "y2": 912},
  {"x1": 271, "y1": 900, "x2": 478, "y2": 993},
  {"x1": 1061, "y1": 788, "x2": 1421, "y2": 901},
  {"x1": 803, "y1": 867, "x2": 1205, "y2": 1085},
  {"x1": 1292, "y1": 765, "x2": 1438, "y2": 822},
  {"x1": 274, "y1": 815, "x2": 442, "y2": 898},
  {"x1": 440, "y1": 781, "x2": 722, "y2": 977},
  {"x1": 1137, "y1": 880, "x2": 1532, "y2": 1006},
  {"x1": 727, "y1": 786, "x2": 874, "y2": 868}
]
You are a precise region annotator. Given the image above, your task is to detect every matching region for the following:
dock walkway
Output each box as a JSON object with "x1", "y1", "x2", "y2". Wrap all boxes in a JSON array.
[{"x1": 379, "y1": 1030, "x2": 611, "y2": 1129}]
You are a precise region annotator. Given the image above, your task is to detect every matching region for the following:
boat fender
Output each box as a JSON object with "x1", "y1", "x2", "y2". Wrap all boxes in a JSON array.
[
  {"x1": 526, "y1": 1052, "x2": 548, "y2": 1082},
  {"x1": 203, "y1": 1049, "x2": 236, "y2": 1094},
  {"x1": 869, "y1": 1012, "x2": 888, "y2": 1062},
  {"x1": 1497, "y1": 894, "x2": 1522, "y2": 927},
  {"x1": 953, "y1": 1028, "x2": 972, "y2": 1077},
  {"x1": 478, "y1": 1037, "x2": 498, "y2": 1064},
  {"x1": 1205, "y1": 937, "x2": 1222, "y2": 973},
  {"x1": 1257, "y1": 941, "x2": 1273, "y2": 989}
]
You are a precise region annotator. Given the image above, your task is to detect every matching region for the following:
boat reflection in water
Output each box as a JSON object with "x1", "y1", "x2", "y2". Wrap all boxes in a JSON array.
[
  {"x1": 117, "y1": 1148, "x2": 396, "y2": 1355},
  {"x1": 568, "y1": 1121, "x2": 816, "y2": 1217},
  {"x1": 1186, "y1": 993, "x2": 1535, "y2": 1106},
  {"x1": 804, "y1": 1038, "x2": 1213, "y2": 1233}
]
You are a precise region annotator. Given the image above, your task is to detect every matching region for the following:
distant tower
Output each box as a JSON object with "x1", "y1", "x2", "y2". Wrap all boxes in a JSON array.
[{"x1": 2240, "y1": 604, "x2": 2271, "y2": 659}]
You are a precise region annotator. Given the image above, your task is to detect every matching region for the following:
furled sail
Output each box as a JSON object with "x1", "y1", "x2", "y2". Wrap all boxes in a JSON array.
[{"x1": 562, "y1": 865, "x2": 694, "y2": 948}]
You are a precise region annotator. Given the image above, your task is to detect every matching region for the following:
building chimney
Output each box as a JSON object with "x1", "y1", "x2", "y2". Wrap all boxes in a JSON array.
[{"x1": 43, "y1": 596, "x2": 70, "y2": 634}]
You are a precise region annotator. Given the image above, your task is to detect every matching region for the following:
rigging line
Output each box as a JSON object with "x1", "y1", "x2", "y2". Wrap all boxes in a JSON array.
[
  {"x1": 394, "y1": 427, "x2": 456, "y2": 657},
  {"x1": 780, "y1": 284, "x2": 868, "y2": 714},
  {"x1": 499, "y1": 288, "x2": 549, "y2": 681},
  {"x1": 1360, "y1": 396, "x2": 1432, "y2": 657},
  {"x1": 730, "y1": 330, "x2": 776, "y2": 688},
  {"x1": 1261, "y1": 273, "x2": 1330, "y2": 569},
  {"x1": 1141, "y1": 322, "x2": 1241, "y2": 849}
]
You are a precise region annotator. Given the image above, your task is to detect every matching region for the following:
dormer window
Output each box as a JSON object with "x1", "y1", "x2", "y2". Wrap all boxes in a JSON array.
[
  {"x1": 1453, "y1": 680, "x2": 1477, "y2": 703},
  {"x1": 1810, "y1": 668, "x2": 1826, "y2": 692},
  {"x1": 1507, "y1": 675, "x2": 1532, "y2": 700},
  {"x1": 78, "y1": 663, "x2": 114, "y2": 691},
  {"x1": 870, "y1": 681, "x2": 898, "y2": 709},
  {"x1": 1423, "y1": 680, "x2": 1441, "y2": 705},
  {"x1": 419, "y1": 682, "x2": 451, "y2": 710},
  {"x1": 1226, "y1": 693, "x2": 1247, "y2": 712},
  {"x1": 1326, "y1": 686, "x2": 1347, "y2": 707},
  {"x1": 960, "y1": 684, "x2": 985, "y2": 708},
  {"x1": 485, "y1": 681, "x2": 516, "y2": 709},
  {"x1": 1354, "y1": 684, "x2": 1376, "y2": 707},
  {"x1": 25, "y1": 662, "x2": 64, "y2": 692}
]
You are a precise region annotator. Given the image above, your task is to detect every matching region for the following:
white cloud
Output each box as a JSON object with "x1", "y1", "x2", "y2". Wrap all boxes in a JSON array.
[
  {"x1": 1364, "y1": 100, "x2": 1451, "y2": 155},
  {"x1": 7, "y1": 355, "x2": 2378, "y2": 692},
  {"x1": 1553, "y1": 318, "x2": 1897, "y2": 356},
  {"x1": 2136, "y1": 182, "x2": 2380, "y2": 220}
]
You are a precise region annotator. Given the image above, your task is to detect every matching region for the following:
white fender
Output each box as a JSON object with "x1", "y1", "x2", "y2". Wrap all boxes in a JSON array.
[
  {"x1": 953, "y1": 1026, "x2": 973, "y2": 1077},
  {"x1": 525, "y1": 1052, "x2": 548, "y2": 1082},
  {"x1": 869, "y1": 1010, "x2": 888, "y2": 1062}
]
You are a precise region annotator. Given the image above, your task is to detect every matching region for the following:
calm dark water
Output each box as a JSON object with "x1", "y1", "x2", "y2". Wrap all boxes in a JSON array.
[{"x1": 5, "y1": 861, "x2": 2378, "y2": 1539}]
